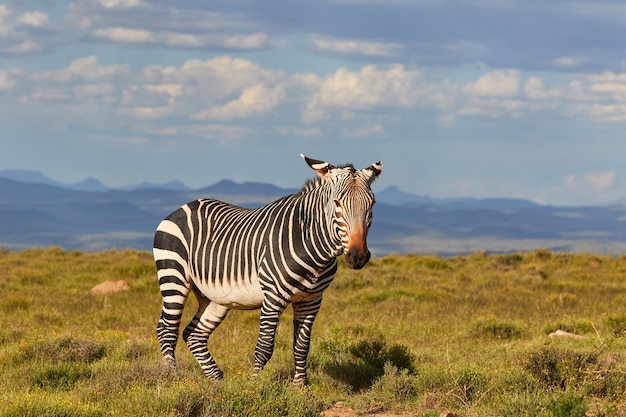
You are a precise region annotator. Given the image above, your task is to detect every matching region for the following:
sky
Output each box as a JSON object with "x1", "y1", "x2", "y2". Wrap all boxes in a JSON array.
[{"x1": 2, "y1": 0, "x2": 626, "y2": 206}]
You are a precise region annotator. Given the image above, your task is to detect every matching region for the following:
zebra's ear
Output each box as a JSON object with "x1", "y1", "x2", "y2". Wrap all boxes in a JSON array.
[
  {"x1": 362, "y1": 161, "x2": 382, "y2": 183},
  {"x1": 301, "y1": 154, "x2": 336, "y2": 177}
]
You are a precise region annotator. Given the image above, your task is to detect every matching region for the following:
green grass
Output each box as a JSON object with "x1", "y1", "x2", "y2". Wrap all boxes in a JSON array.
[{"x1": 1, "y1": 247, "x2": 626, "y2": 416}]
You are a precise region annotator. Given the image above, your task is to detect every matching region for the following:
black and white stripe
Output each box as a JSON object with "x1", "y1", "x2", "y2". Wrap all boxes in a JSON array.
[{"x1": 153, "y1": 155, "x2": 381, "y2": 384}]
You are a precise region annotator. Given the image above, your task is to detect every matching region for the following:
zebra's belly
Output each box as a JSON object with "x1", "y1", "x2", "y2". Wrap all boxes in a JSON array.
[{"x1": 195, "y1": 276, "x2": 264, "y2": 310}]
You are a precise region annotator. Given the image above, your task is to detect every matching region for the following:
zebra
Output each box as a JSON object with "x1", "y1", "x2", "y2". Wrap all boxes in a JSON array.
[{"x1": 153, "y1": 154, "x2": 381, "y2": 384}]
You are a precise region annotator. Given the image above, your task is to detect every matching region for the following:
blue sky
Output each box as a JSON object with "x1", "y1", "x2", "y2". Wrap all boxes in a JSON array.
[{"x1": 2, "y1": 0, "x2": 626, "y2": 205}]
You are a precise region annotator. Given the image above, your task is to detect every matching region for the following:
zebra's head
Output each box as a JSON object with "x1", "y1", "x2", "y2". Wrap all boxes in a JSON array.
[{"x1": 302, "y1": 155, "x2": 382, "y2": 270}]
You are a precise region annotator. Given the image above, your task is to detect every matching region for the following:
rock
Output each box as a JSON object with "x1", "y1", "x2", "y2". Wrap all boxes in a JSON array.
[
  {"x1": 91, "y1": 280, "x2": 131, "y2": 295},
  {"x1": 549, "y1": 329, "x2": 585, "y2": 339}
]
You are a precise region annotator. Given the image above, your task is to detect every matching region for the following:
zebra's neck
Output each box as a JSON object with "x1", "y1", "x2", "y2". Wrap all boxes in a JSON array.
[{"x1": 290, "y1": 183, "x2": 343, "y2": 267}]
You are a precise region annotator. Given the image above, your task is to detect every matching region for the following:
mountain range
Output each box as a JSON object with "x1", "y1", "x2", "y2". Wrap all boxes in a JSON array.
[{"x1": 2, "y1": 170, "x2": 626, "y2": 256}]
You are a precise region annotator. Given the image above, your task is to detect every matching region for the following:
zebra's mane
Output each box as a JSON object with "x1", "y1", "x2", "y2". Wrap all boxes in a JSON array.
[{"x1": 297, "y1": 163, "x2": 356, "y2": 195}]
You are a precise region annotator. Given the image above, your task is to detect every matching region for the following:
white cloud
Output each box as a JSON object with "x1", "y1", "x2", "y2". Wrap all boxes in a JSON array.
[
  {"x1": 312, "y1": 36, "x2": 403, "y2": 57},
  {"x1": 192, "y1": 83, "x2": 286, "y2": 120},
  {"x1": 91, "y1": 27, "x2": 268, "y2": 49},
  {"x1": 276, "y1": 127, "x2": 323, "y2": 137},
  {"x1": 587, "y1": 71, "x2": 626, "y2": 84},
  {"x1": 22, "y1": 56, "x2": 129, "y2": 106},
  {"x1": 552, "y1": 56, "x2": 584, "y2": 68},
  {"x1": 143, "y1": 84, "x2": 184, "y2": 97},
  {"x1": 584, "y1": 172, "x2": 615, "y2": 190},
  {"x1": 127, "y1": 105, "x2": 173, "y2": 119},
  {"x1": 21, "y1": 54, "x2": 291, "y2": 125},
  {"x1": 176, "y1": 57, "x2": 284, "y2": 97},
  {"x1": 99, "y1": 0, "x2": 144, "y2": 8},
  {"x1": 122, "y1": 56, "x2": 286, "y2": 120},
  {"x1": 463, "y1": 70, "x2": 521, "y2": 97},
  {"x1": 523, "y1": 77, "x2": 563, "y2": 100},
  {"x1": 0, "y1": 69, "x2": 20, "y2": 90},
  {"x1": 92, "y1": 27, "x2": 154, "y2": 43},
  {"x1": 29, "y1": 56, "x2": 129, "y2": 83},
  {"x1": 303, "y1": 64, "x2": 421, "y2": 122},
  {"x1": 587, "y1": 71, "x2": 626, "y2": 105},
  {"x1": 66, "y1": 0, "x2": 268, "y2": 51},
  {"x1": 14, "y1": 48, "x2": 626, "y2": 158},
  {"x1": 0, "y1": 4, "x2": 55, "y2": 55},
  {"x1": 16, "y1": 11, "x2": 49, "y2": 27},
  {"x1": 565, "y1": 71, "x2": 626, "y2": 121},
  {"x1": 558, "y1": 171, "x2": 618, "y2": 205},
  {"x1": 564, "y1": 172, "x2": 616, "y2": 191},
  {"x1": 2, "y1": 40, "x2": 43, "y2": 54},
  {"x1": 222, "y1": 33, "x2": 269, "y2": 49}
]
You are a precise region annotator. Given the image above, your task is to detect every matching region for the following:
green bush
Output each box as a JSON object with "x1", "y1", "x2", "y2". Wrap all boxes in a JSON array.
[
  {"x1": 30, "y1": 362, "x2": 92, "y2": 391},
  {"x1": 353, "y1": 363, "x2": 418, "y2": 413},
  {"x1": 21, "y1": 336, "x2": 105, "y2": 364},
  {"x1": 320, "y1": 333, "x2": 415, "y2": 392},
  {"x1": 453, "y1": 367, "x2": 490, "y2": 405},
  {"x1": 604, "y1": 314, "x2": 626, "y2": 336},
  {"x1": 545, "y1": 393, "x2": 587, "y2": 417},
  {"x1": 522, "y1": 346, "x2": 598, "y2": 390},
  {"x1": 496, "y1": 253, "x2": 524, "y2": 267},
  {"x1": 471, "y1": 316, "x2": 524, "y2": 340},
  {"x1": 204, "y1": 373, "x2": 323, "y2": 417}
]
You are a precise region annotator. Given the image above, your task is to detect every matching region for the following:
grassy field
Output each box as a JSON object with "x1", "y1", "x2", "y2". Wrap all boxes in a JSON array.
[{"x1": 1, "y1": 247, "x2": 626, "y2": 416}]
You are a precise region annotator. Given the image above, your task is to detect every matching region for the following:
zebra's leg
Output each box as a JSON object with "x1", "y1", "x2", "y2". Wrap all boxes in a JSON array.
[
  {"x1": 254, "y1": 297, "x2": 288, "y2": 375},
  {"x1": 182, "y1": 288, "x2": 230, "y2": 380},
  {"x1": 291, "y1": 297, "x2": 323, "y2": 385},
  {"x1": 156, "y1": 267, "x2": 192, "y2": 370}
]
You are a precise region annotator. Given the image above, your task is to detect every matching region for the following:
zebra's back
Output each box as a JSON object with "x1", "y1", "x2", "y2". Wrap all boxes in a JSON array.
[{"x1": 154, "y1": 198, "x2": 271, "y2": 309}]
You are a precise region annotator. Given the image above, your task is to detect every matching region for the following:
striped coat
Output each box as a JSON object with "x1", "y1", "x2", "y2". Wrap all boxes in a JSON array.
[{"x1": 154, "y1": 155, "x2": 381, "y2": 384}]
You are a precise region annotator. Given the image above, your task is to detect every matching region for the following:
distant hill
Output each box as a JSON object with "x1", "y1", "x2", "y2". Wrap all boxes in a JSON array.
[
  {"x1": 121, "y1": 180, "x2": 191, "y2": 192},
  {"x1": 0, "y1": 169, "x2": 108, "y2": 192},
  {"x1": 1, "y1": 172, "x2": 626, "y2": 255}
]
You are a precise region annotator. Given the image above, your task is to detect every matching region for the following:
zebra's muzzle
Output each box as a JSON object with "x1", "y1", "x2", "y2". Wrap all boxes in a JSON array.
[{"x1": 344, "y1": 247, "x2": 371, "y2": 269}]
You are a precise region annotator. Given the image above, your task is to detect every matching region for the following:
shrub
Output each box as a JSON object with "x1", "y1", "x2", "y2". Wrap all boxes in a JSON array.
[
  {"x1": 522, "y1": 346, "x2": 598, "y2": 390},
  {"x1": 204, "y1": 373, "x2": 323, "y2": 417},
  {"x1": 471, "y1": 317, "x2": 524, "y2": 340},
  {"x1": 545, "y1": 393, "x2": 587, "y2": 417},
  {"x1": 453, "y1": 367, "x2": 490, "y2": 405},
  {"x1": 320, "y1": 333, "x2": 415, "y2": 392},
  {"x1": 425, "y1": 258, "x2": 451, "y2": 271},
  {"x1": 354, "y1": 363, "x2": 418, "y2": 413},
  {"x1": 496, "y1": 253, "x2": 524, "y2": 267},
  {"x1": 604, "y1": 314, "x2": 626, "y2": 336},
  {"x1": 21, "y1": 336, "x2": 105, "y2": 364},
  {"x1": 30, "y1": 362, "x2": 92, "y2": 391}
]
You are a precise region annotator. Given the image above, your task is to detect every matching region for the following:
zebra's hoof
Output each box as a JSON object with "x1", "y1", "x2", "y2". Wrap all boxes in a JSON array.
[{"x1": 160, "y1": 359, "x2": 177, "y2": 376}]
